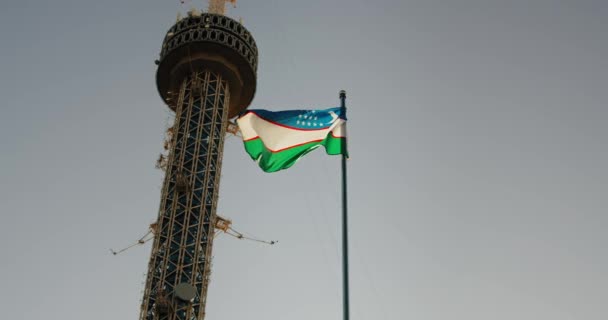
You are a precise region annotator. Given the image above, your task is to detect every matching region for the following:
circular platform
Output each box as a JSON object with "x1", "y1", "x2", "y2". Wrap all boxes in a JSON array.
[{"x1": 156, "y1": 13, "x2": 258, "y2": 118}]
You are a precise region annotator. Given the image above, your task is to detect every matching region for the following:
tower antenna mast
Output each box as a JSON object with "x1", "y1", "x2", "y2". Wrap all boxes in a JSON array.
[{"x1": 207, "y1": 0, "x2": 237, "y2": 15}]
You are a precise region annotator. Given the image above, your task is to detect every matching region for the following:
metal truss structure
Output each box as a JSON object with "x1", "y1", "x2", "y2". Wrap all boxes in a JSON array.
[
  {"x1": 139, "y1": 9, "x2": 257, "y2": 320},
  {"x1": 140, "y1": 71, "x2": 230, "y2": 320}
]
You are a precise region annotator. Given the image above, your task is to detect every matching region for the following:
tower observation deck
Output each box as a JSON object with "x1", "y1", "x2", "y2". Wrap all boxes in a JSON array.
[{"x1": 139, "y1": 4, "x2": 257, "y2": 320}]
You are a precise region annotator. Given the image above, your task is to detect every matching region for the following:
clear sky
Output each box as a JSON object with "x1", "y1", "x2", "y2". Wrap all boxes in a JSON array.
[{"x1": 1, "y1": 1, "x2": 607, "y2": 319}]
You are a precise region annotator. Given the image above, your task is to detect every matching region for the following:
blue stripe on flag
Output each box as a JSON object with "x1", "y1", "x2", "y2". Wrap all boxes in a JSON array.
[{"x1": 249, "y1": 107, "x2": 343, "y2": 130}]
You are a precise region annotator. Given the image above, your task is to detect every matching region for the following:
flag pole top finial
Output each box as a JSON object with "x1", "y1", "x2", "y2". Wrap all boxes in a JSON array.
[{"x1": 339, "y1": 90, "x2": 346, "y2": 99}]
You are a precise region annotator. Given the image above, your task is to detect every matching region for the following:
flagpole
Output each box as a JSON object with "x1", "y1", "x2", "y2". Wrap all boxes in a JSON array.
[{"x1": 339, "y1": 90, "x2": 350, "y2": 320}]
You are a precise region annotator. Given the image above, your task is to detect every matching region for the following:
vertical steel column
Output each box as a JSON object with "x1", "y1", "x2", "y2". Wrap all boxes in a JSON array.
[
  {"x1": 140, "y1": 70, "x2": 230, "y2": 320},
  {"x1": 339, "y1": 90, "x2": 350, "y2": 320}
]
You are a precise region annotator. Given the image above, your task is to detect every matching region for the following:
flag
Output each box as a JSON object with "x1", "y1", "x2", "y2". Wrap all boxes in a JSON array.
[{"x1": 236, "y1": 107, "x2": 347, "y2": 172}]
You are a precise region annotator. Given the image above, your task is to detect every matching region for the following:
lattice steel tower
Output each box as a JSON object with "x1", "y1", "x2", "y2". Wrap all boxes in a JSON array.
[{"x1": 139, "y1": 2, "x2": 257, "y2": 320}]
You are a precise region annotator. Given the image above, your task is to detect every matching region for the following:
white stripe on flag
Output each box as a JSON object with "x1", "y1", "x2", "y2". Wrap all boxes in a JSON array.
[{"x1": 237, "y1": 112, "x2": 344, "y2": 152}]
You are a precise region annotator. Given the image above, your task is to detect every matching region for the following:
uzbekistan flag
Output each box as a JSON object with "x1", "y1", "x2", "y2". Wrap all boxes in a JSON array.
[{"x1": 236, "y1": 107, "x2": 347, "y2": 172}]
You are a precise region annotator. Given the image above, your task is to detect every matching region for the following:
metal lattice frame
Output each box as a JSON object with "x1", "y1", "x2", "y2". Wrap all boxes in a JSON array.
[
  {"x1": 140, "y1": 70, "x2": 230, "y2": 320},
  {"x1": 160, "y1": 13, "x2": 257, "y2": 69}
]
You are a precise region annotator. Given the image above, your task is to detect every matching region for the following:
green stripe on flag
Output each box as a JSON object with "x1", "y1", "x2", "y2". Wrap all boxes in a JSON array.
[{"x1": 243, "y1": 135, "x2": 346, "y2": 173}]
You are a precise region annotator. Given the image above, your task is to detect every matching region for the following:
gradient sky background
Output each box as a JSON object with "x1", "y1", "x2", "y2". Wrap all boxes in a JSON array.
[{"x1": 1, "y1": 0, "x2": 607, "y2": 319}]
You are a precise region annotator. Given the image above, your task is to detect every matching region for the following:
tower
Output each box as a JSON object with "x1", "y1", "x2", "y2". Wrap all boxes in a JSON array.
[{"x1": 139, "y1": 2, "x2": 257, "y2": 320}]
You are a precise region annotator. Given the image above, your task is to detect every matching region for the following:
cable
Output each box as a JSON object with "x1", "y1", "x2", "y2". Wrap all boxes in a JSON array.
[
  {"x1": 224, "y1": 226, "x2": 278, "y2": 245},
  {"x1": 110, "y1": 226, "x2": 155, "y2": 256}
]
